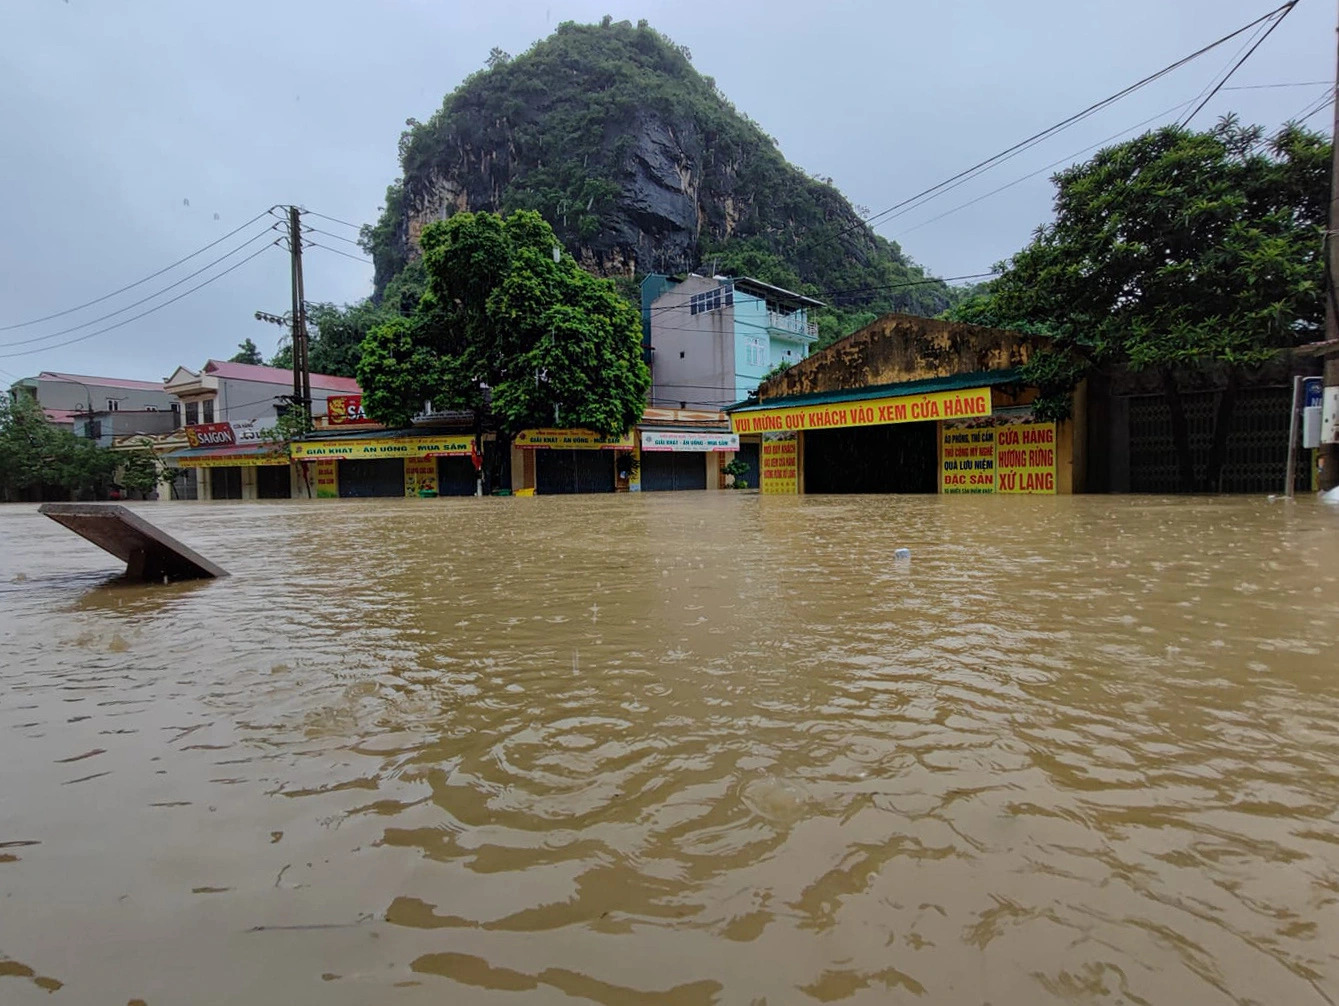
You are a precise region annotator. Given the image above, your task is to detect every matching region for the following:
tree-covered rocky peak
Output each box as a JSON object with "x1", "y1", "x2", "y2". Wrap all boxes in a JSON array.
[{"x1": 362, "y1": 18, "x2": 957, "y2": 332}]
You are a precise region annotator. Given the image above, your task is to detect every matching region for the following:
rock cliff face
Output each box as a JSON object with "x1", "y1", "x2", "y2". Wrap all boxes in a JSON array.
[{"x1": 365, "y1": 20, "x2": 950, "y2": 318}]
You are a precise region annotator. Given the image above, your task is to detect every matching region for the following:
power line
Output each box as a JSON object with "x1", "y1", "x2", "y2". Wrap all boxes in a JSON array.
[
  {"x1": 853, "y1": 1, "x2": 1298, "y2": 234},
  {"x1": 304, "y1": 226, "x2": 364, "y2": 247},
  {"x1": 305, "y1": 241, "x2": 373, "y2": 265},
  {"x1": 0, "y1": 206, "x2": 277, "y2": 332},
  {"x1": 896, "y1": 98, "x2": 1201, "y2": 237},
  {"x1": 0, "y1": 242, "x2": 280, "y2": 360},
  {"x1": 1286, "y1": 88, "x2": 1335, "y2": 124},
  {"x1": 0, "y1": 227, "x2": 281, "y2": 349},
  {"x1": 302, "y1": 209, "x2": 363, "y2": 231},
  {"x1": 1223, "y1": 80, "x2": 1329, "y2": 90},
  {"x1": 1179, "y1": 2, "x2": 1296, "y2": 127}
]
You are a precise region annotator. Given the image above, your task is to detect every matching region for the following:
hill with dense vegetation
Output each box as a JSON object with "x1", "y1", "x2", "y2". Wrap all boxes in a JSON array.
[{"x1": 361, "y1": 18, "x2": 961, "y2": 344}]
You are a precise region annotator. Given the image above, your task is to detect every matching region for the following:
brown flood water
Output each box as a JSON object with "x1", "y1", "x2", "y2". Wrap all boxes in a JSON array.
[{"x1": 2, "y1": 494, "x2": 1338, "y2": 1005}]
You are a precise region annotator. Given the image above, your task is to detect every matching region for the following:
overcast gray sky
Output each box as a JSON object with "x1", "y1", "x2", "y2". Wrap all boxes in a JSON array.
[{"x1": 0, "y1": 0, "x2": 1332, "y2": 383}]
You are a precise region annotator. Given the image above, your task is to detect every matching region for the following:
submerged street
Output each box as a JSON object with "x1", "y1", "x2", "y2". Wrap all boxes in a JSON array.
[{"x1": 2, "y1": 495, "x2": 1338, "y2": 1003}]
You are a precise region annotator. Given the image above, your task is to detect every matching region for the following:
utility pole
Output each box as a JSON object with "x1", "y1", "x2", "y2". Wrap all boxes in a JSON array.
[
  {"x1": 288, "y1": 206, "x2": 311, "y2": 421},
  {"x1": 1320, "y1": 1, "x2": 1339, "y2": 490}
]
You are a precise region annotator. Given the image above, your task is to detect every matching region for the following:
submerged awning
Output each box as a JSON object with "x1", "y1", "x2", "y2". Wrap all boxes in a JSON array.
[
  {"x1": 728, "y1": 369, "x2": 1020, "y2": 434},
  {"x1": 165, "y1": 444, "x2": 290, "y2": 468}
]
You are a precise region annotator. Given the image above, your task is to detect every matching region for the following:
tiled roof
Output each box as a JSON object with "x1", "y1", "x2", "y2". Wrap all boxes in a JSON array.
[{"x1": 203, "y1": 360, "x2": 360, "y2": 393}]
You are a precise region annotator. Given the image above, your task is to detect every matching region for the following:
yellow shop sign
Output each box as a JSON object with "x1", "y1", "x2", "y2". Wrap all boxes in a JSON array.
[
  {"x1": 733, "y1": 387, "x2": 991, "y2": 435},
  {"x1": 291, "y1": 436, "x2": 475, "y2": 460},
  {"x1": 514, "y1": 428, "x2": 635, "y2": 450}
]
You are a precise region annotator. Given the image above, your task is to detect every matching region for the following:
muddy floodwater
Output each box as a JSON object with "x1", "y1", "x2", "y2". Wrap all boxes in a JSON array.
[{"x1": 2, "y1": 495, "x2": 1339, "y2": 1004}]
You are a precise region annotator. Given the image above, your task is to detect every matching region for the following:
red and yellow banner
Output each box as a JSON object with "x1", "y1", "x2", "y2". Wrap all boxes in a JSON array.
[
  {"x1": 995, "y1": 423, "x2": 1057, "y2": 493},
  {"x1": 733, "y1": 387, "x2": 991, "y2": 435},
  {"x1": 941, "y1": 421, "x2": 1056, "y2": 495},
  {"x1": 760, "y1": 432, "x2": 798, "y2": 494},
  {"x1": 325, "y1": 394, "x2": 377, "y2": 426}
]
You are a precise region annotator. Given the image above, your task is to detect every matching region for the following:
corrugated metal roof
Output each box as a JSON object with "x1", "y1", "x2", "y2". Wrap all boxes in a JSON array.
[{"x1": 728, "y1": 369, "x2": 1022, "y2": 413}]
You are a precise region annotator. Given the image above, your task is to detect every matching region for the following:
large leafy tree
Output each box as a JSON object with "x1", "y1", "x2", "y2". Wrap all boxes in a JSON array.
[
  {"x1": 0, "y1": 395, "x2": 117, "y2": 501},
  {"x1": 975, "y1": 118, "x2": 1329, "y2": 492},
  {"x1": 357, "y1": 210, "x2": 650, "y2": 485}
]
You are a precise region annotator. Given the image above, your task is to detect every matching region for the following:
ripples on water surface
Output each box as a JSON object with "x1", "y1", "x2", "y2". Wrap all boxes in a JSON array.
[{"x1": 1, "y1": 495, "x2": 1338, "y2": 1004}]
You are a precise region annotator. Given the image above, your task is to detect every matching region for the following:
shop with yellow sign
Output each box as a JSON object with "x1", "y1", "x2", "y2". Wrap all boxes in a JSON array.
[
  {"x1": 941, "y1": 421, "x2": 1058, "y2": 495},
  {"x1": 294, "y1": 433, "x2": 478, "y2": 499},
  {"x1": 732, "y1": 380, "x2": 996, "y2": 495}
]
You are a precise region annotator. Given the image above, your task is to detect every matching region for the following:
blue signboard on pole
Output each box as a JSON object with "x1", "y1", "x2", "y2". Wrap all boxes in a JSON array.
[{"x1": 1304, "y1": 377, "x2": 1324, "y2": 409}]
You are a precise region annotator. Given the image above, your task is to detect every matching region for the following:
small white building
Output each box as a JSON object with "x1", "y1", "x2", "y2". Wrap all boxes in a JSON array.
[{"x1": 163, "y1": 359, "x2": 360, "y2": 427}]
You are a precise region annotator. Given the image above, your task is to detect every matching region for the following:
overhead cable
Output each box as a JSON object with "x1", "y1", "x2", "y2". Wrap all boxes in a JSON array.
[
  {"x1": 0, "y1": 242, "x2": 280, "y2": 360},
  {"x1": 0, "y1": 206, "x2": 277, "y2": 332}
]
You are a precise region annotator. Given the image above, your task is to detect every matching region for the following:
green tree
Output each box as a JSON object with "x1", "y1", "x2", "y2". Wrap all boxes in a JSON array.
[
  {"x1": 229, "y1": 338, "x2": 264, "y2": 365},
  {"x1": 0, "y1": 395, "x2": 117, "y2": 501},
  {"x1": 357, "y1": 210, "x2": 651, "y2": 487},
  {"x1": 977, "y1": 118, "x2": 1328, "y2": 491},
  {"x1": 116, "y1": 438, "x2": 185, "y2": 499}
]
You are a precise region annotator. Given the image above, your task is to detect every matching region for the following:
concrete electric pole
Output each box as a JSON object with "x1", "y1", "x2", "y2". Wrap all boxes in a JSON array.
[
  {"x1": 1320, "y1": 2, "x2": 1339, "y2": 490},
  {"x1": 288, "y1": 206, "x2": 311, "y2": 421}
]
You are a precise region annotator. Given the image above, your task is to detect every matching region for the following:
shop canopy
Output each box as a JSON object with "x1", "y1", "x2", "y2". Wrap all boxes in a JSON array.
[{"x1": 165, "y1": 444, "x2": 289, "y2": 468}]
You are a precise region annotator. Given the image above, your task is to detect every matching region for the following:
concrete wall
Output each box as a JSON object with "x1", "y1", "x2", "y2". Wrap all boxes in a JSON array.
[
  {"x1": 757, "y1": 314, "x2": 1042, "y2": 400},
  {"x1": 78, "y1": 410, "x2": 178, "y2": 447},
  {"x1": 648, "y1": 275, "x2": 736, "y2": 410},
  {"x1": 29, "y1": 377, "x2": 171, "y2": 413},
  {"x1": 730, "y1": 292, "x2": 772, "y2": 403}
]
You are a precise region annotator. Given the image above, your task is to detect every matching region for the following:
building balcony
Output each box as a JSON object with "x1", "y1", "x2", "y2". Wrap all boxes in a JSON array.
[{"x1": 768, "y1": 310, "x2": 818, "y2": 340}]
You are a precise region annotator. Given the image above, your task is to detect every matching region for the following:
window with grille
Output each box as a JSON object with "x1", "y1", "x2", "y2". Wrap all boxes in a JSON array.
[{"x1": 689, "y1": 283, "x2": 733, "y2": 316}]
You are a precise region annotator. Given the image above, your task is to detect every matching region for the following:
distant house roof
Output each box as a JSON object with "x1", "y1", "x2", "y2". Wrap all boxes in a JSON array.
[
  {"x1": 43, "y1": 408, "x2": 79, "y2": 425},
  {"x1": 202, "y1": 360, "x2": 361, "y2": 393},
  {"x1": 37, "y1": 371, "x2": 165, "y2": 392},
  {"x1": 729, "y1": 277, "x2": 826, "y2": 309}
]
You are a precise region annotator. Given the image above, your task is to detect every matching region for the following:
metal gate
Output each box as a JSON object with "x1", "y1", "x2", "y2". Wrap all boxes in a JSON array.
[
  {"x1": 338, "y1": 459, "x2": 405, "y2": 498},
  {"x1": 1126, "y1": 386, "x2": 1304, "y2": 493},
  {"x1": 641, "y1": 452, "x2": 708, "y2": 491},
  {"x1": 535, "y1": 450, "x2": 615, "y2": 494}
]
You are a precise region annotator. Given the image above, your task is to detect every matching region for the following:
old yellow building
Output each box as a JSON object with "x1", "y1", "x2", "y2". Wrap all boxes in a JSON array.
[{"x1": 727, "y1": 314, "x2": 1085, "y2": 495}]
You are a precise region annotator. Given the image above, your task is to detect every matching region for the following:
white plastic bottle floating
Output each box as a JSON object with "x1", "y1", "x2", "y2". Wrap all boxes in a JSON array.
[{"x1": 893, "y1": 548, "x2": 911, "y2": 560}]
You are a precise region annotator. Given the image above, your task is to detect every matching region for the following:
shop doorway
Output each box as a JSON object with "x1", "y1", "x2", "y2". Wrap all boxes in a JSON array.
[
  {"x1": 804, "y1": 424, "x2": 938, "y2": 494},
  {"x1": 641, "y1": 452, "x2": 708, "y2": 491},
  {"x1": 209, "y1": 466, "x2": 243, "y2": 500},
  {"x1": 338, "y1": 458, "x2": 405, "y2": 498},
  {"x1": 437, "y1": 456, "x2": 479, "y2": 496},
  {"x1": 256, "y1": 465, "x2": 292, "y2": 499},
  {"x1": 734, "y1": 441, "x2": 760, "y2": 489},
  {"x1": 535, "y1": 450, "x2": 615, "y2": 494}
]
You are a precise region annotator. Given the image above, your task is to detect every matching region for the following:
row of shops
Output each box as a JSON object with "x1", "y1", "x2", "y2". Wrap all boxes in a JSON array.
[
  {"x1": 142, "y1": 380, "x2": 1074, "y2": 501},
  {"x1": 153, "y1": 422, "x2": 746, "y2": 501},
  {"x1": 121, "y1": 314, "x2": 1101, "y2": 500}
]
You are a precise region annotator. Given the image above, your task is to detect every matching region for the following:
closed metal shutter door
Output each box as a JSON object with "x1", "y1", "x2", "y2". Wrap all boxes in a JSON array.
[
  {"x1": 337, "y1": 459, "x2": 405, "y2": 498},
  {"x1": 536, "y1": 450, "x2": 615, "y2": 494},
  {"x1": 256, "y1": 465, "x2": 291, "y2": 499},
  {"x1": 641, "y1": 452, "x2": 707, "y2": 491},
  {"x1": 209, "y1": 466, "x2": 243, "y2": 499},
  {"x1": 437, "y1": 456, "x2": 478, "y2": 496}
]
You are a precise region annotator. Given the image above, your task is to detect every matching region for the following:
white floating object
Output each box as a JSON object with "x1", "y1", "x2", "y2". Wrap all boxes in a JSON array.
[{"x1": 893, "y1": 548, "x2": 911, "y2": 560}]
